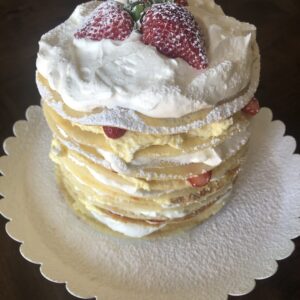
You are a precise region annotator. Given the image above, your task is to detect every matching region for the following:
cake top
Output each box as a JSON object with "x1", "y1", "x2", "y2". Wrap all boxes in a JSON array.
[{"x1": 36, "y1": 0, "x2": 259, "y2": 120}]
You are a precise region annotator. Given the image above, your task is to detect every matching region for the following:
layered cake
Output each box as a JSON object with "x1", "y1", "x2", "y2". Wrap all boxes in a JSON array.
[{"x1": 36, "y1": 0, "x2": 260, "y2": 238}]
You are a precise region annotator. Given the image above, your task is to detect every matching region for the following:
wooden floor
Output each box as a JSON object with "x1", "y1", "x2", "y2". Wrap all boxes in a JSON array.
[{"x1": 0, "y1": 0, "x2": 299, "y2": 299}]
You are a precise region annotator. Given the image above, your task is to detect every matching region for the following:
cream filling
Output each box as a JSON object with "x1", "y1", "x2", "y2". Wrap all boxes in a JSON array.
[
  {"x1": 61, "y1": 139, "x2": 242, "y2": 198},
  {"x1": 67, "y1": 154, "x2": 175, "y2": 197},
  {"x1": 90, "y1": 209, "x2": 166, "y2": 238},
  {"x1": 57, "y1": 151, "x2": 234, "y2": 217},
  {"x1": 90, "y1": 185, "x2": 233, "y2": 219},
  {"x1": 88, "y1": 188, "x2": 232, "y2": 238},
  {"x1": 54, "y1": 125, "x2": 249, "y2": 177},
  {"x1": 96, "y1": 147, "x2": 222, "y2": 168}
]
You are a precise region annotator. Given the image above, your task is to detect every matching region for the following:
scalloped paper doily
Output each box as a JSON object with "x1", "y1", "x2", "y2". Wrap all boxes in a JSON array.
[{"x1": 0, "y1": 106, "x2": 300, "y2": 300}]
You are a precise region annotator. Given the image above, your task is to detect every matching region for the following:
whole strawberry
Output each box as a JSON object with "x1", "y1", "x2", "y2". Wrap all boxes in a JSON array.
[
  {"x1": 75, "y1": 1, "x2": 134, "y2": 41},
  {"x1": 141, "y1": 3, "x2": 208, "y2": 70}
]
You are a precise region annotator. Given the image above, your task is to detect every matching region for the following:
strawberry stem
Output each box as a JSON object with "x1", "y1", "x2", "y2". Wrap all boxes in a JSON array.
[
  {"x1": 125, "y1": 0, "x2": 175, "y2": 23},
  {"x1": 131, "y1": 2, "x2": 147, "y2": 21}
]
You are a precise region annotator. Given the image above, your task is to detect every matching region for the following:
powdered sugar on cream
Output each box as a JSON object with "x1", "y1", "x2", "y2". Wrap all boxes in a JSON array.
[{"x1": 36, "y1": 0, "x2": 259, "y2": 119}]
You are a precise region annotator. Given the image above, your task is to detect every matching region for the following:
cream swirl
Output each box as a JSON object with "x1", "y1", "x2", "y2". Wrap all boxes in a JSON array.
[{"x1": 36, "y1": 0, "x2": 258, "y2": 119}]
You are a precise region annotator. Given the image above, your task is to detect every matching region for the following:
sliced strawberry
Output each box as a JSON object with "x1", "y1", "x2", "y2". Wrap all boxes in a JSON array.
[
  {"x1": 242, "y1": 97, "x2": 260, "y2": 116},
  {"x1": 103, "y1": 126, "x2": 127, "y2": 139},
  {"x1": 187, "y1": 171, "x2": 212, "y2": 188},
  {"x1": 75, "y1": 1, "x2": 133, "y2": 41},
  {"x1": 141, "y1": 3, "x2": 208, "y2": 70}
]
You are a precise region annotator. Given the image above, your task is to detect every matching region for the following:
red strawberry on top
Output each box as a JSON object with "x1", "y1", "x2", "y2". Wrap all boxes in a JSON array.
[
  {"x1": 187, "y1": 171, "x2": 212, "y2": 188},
  {"x1": 103, "y1": 126, "x2": 127, "y2": 139},
  {"x1": 75, "y1": 1, "x2": 133, "y2": 41},
  {"x1": 141, "y1": 3, "x2": 208, "y2": 70},
  {"x1": 242, "y1": 97, "x2": 260, "y2": 116}
]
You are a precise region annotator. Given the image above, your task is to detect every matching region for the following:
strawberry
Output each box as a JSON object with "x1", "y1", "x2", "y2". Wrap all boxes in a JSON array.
[
  {"x1": 187, "y1": 171, "x2": 212, "y2": 188},
  {"x1": 103, "y1": 126, "x2": 127, "y2": 139},
  {"x1": 242, "y1": 97, "x2": 260, "y2": 116},
  {"x1": 141, "y1": 3, "x2": 208, "y2": 69},
  {"x1": 74, "y1": 1, "x2": 133, "y2": 41}
]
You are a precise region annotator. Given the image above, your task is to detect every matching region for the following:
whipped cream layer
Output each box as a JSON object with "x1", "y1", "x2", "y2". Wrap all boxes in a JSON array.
[
  {"x1": 55, "y1": 125, "x2": 249, "y2": 180},
  {"x1": 52, "y1": 129, "x2": 248, "y2": 198},
  {"x1": 37, "y1": 0, "x2": 259, "y2": 119},
  {"x1": 82, "y1": 185, "x2": 231, "y2": 238},
  {"x1": 90, "y1": 209, "x2": 166, "y2": 238}
]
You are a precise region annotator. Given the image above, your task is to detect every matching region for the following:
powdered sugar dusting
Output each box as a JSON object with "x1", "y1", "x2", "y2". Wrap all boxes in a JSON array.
[
  {"x1": 40, "y1": 48, "x2": 259, "y2": 134},
  {"x1": 2, "y1": 106, "x2": 300, "y2": 299},
  {"x1": 36, "y1": 0, "x2": 260, "y2": 118},
  {"x1": 75, "y1": 1, "x2": 133, "y2": 41},
  {"x1": 142, "y1": 3, "x2": 208, "y2": 69},
  {"x1": 53, "y1": 122, "x2": 250, "y2": 181}
]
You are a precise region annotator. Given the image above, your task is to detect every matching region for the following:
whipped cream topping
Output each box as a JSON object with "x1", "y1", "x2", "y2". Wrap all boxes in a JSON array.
[{"x1": 37, "y1": 0, "x2": 259, "y2": 119}]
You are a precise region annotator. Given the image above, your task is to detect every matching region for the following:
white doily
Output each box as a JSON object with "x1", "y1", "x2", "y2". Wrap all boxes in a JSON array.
[{"x1": 0, "y1": 106, "x2": 299, "y2": 300}]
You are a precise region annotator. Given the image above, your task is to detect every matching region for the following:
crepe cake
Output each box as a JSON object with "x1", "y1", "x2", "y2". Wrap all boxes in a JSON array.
[{"x1": 36, "y1": 0, "x2": 260, "y2": 238}]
